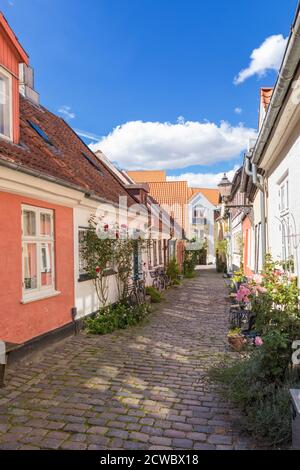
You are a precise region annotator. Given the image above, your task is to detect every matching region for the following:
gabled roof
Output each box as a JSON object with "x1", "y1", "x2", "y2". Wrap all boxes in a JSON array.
[
  {"x1": 188, "y1": 187, "x2": 220, "y2": 206},
  {"x1": 0, "y1": 12, "x2": 29, "y2": 64},
  {"x1": 148, "y1": 181, "x2": 189, "y2": 205},
  {"x1": 127, "y1": 170, "x2": 166, "y2": 183},
  {"x1": 0, "y1": 96, "x2": 136, "y2": 205}
]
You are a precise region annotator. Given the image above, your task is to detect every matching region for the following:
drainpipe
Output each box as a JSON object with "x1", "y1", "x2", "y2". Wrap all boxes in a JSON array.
[
  {"x1": 245, "y1": 153, "x2": 266, "y2": 271},
  {"x1": 252, "y1": 4, "x2": 300, "y2": 165}
]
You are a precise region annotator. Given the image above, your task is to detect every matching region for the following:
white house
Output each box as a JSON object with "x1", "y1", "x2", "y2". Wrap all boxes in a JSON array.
[
  {"x1": 188, "y1": 190, "x2": 219, "y2": 263},
  {"x1": 247, "y1": 4, "x2": 300, "y2": 282}
]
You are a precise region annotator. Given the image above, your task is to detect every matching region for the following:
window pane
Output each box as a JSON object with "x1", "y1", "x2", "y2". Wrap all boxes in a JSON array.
[
  {"x1": 0, "y1": 72, "x2": 11, "y2": 138},
  {"x1": 23, "y1": 210, "x2": 36, "y2": 236},
  {"x1": 40, "y1": 243, "x2": 53, "y2": 287},
  {"x1": 40, "y1": 213, "x2": 52, "y2": 236},
  {"x1": 23, "y1": 243, "x2": 38, "y2": 290}
]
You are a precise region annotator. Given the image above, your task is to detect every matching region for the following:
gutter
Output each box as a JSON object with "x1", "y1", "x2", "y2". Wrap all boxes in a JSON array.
[
  {"x1": 252, "y1": 3, "x2": 300, "y2": 165},
  {"x1": 0, "y1": 157, "x2": 122, "y2": 209}
]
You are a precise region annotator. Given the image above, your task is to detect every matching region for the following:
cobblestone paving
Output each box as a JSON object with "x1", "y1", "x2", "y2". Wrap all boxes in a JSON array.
[{"x1": 0, "y1": 267, "x2": 258, "y2": 450}]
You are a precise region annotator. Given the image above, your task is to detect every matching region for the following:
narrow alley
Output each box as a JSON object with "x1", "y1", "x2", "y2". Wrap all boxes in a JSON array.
[{"x1": 0, "y1": 268, "x2": 258, "y2": 450}]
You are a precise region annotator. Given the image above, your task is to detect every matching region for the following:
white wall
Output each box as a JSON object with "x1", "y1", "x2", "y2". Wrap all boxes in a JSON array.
[
  {"x1": 188, "y1": 194, "x2": 216, "y2": 263},
  {"x1": 74, "y1": 205, "x2": 120, "y2": 318},
  {"x1": 231, "y1": 213, "x2": 242, "y2": 270},
  {"x1": 267, "y1": 135, "x2": 300, "y2": 282}
]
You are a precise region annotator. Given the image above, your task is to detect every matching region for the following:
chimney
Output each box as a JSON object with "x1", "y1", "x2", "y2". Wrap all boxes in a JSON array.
[{"x1": 19, "y1": 63, "x2": 39, "y2": 105}]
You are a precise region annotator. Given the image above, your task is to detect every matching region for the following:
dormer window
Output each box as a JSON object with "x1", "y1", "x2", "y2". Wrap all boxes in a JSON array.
[{"x1": 0, "y1": 66, "x2": 12, "y2": 141}]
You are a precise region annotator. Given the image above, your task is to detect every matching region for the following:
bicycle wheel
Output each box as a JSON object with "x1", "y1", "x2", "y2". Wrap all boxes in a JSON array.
[
  {"x1": 152, "y1": 278, "x2": 161, "y2": 292},
  {"x1": 128, "y1": 288, "x2": 138, "y2": 306},
  {"x1": 159, "y1": 276, "x2": 166, "y2": 291},
  {"x1": 137, "y1": 283, "x2": 146, "y2": 304}
]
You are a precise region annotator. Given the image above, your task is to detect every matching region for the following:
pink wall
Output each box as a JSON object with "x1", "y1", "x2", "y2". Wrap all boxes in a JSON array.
[
  {"x1": 0, "y1": 192, "x2": 74, "y2": 344},
  {"x1": 243, "y1": 217, "x2": 253, "y2": 277}
]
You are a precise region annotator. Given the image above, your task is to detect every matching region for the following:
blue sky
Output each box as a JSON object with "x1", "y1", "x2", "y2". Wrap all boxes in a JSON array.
[{"x1": 1, "y1": 0, "x2": 298, "y2": 186}]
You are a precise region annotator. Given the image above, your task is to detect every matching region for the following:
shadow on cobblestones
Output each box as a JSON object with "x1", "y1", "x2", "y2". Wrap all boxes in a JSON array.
[{"x1": 0, "y1": 267, "x2": 260, "y2": 450}]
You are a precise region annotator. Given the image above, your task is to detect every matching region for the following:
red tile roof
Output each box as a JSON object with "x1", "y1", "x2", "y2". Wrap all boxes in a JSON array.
[
  {"x1": 0, "y1": 96, "x2": 136, "y2": 205},
  {"x1": 188, "y1": 187, "x2": 220, "y2": 206},
  {"x1": 147, "y1": 181, "x2": 189, "y2": 231},
  {"x1": 260, "y1": 87, "x2": 273, "y2": 111},
  {"x1": 127, "y1": 170, "x2": 166, "y2": 182}
]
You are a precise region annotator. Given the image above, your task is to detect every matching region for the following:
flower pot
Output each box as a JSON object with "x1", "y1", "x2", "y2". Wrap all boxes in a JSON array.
[{"x1": 227, "y1": 335, "x2": 246, "y2": 352}]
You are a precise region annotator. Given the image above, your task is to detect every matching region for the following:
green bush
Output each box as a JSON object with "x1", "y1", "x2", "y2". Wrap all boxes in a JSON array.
[
  {"x1": 85, "y1": 302, "x2": 150, "y2": 335},
  {"x1": 146, "y1": 286, "x2": 162, "y2": 303},
  {"x1": 209, "y1": 330, "x2": 300, "y2": 446},
  {"x1": 167, "y1": 258, "x2": 180, "y2": 283},
  {"x1": 183, "y1": 249, "x2": 199, "y2": 276}
]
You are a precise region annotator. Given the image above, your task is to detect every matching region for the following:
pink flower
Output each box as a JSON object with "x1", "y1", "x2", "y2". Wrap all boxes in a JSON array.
[
  {"x1": 255, "y1": 336, "x2": 263, "y2": 346},
  {"x1": 257, "y1": 286, "x2": 267, "y2": 294},
  {"x1": 121, "y1": 224, "x2": 127, "y2": 229},
  {"x1": 236, "y1": 285, "x2": 251, "y2": 302},
  {"x1": 252, "y1": 274, "x2": 263, "y2": 284}
]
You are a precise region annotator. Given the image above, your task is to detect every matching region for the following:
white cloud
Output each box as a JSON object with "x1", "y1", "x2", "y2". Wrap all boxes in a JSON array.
[
  {"x1": 167, "y1": 166, "x2": 239, "y2": 188},
  {"x1": 75, "y1": 129, "x2": 101, "y2": 141},
  {"x1": 90, "y1": 119, "x2": 256, "y2": 171},
  {"x1": 58, "y1": 105, "x2": 76, "y2": 120},
  {"x1": 234, "y1": 34, "x2": 288, "y2": 85},
  {"x1": 234, "y1": 107, "x2": 242, "y2": 114}
]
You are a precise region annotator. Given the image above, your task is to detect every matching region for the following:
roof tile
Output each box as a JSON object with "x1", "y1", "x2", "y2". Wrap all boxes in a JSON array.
[{"x1": 0, "y1": 96, "x2": 136, "y2": 206}]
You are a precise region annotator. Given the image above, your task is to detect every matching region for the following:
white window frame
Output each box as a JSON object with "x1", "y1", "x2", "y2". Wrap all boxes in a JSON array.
[
  {"x1": 279, "y1": 176, "x2": 289, "y2": 215},
  {"x1": 0, "y1": 66, "x2": 13, "y2": 142},
  {"x1": 21, "y1": 205, "x2": 59, "y2": 303}
]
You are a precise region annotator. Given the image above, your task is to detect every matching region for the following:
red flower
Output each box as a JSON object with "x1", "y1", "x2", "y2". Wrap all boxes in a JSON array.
[
  {"x1": 95, "y1": 266, "x2": 101, "y2": 273},
  {"x1": 104, "y1": 224, "x2": 109, "y2": 231},
  {"x1": 116, "y1": 231, "x2": 120, "y2": 239}
]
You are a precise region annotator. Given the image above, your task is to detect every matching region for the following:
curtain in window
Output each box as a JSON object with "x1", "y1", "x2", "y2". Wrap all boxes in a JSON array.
[
  {"x1": 24, "y1": 243, "x2": 38, "y2": 290},
  {"x1": 0, "y1": 73, "x2": 10, "y2": 137}
]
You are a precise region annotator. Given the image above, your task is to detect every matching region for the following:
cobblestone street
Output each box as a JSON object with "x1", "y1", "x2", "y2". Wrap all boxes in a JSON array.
[{"x1": 0, "y1": 268, "x2": 257, "y2": 450}]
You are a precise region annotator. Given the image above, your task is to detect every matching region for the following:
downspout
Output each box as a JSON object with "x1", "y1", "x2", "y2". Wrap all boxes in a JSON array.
[
  {"x1": 252, "y1": 4, "x2": 300, "y2": 165},
  {"x1": 245, "y1": 153, "x2": 266, "y2": 271}
]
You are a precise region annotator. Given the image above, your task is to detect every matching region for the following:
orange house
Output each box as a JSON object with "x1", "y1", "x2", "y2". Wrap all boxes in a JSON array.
[
  {"x1": 243, "y1": 215, "x2": 255, "y2": 278},
  {"x1": 0, "y1": 13, "x2": 74, "y2": 344}
]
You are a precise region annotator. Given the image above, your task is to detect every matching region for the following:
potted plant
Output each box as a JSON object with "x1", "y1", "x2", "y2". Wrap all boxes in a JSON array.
[{"x1": 227, "y1": 328, "x2": 246, "y2": 351}]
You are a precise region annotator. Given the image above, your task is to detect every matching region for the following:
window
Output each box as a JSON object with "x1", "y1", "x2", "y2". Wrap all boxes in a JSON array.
[
  {"x1": 0, "y1": 67, "x2": 12, "y2": 140},
  {"x1": 22, "y1": 205, "x2": 57, "y2": 301},
  {"x1": 254, "y1": 223, "x2": 261, "y2": 272},
  {"x1": 82, "y1": 152, "x2": 103, "y2": 175},
  {"x1": 281, "y1": 215, "x2": 292, "y2": 262},
  {"x1": 153, "y1": 240, "x2": 158, "y2": 266},
  {"x1": 192, "y1": 205, "x2": 206, "y2": 225},
  {"x1": 279, "y1": 177, "x2": 289, "y2": 213},
  {"x1": 27, "y1": 120, "x2": 53, "y2": 145},
  {"x1": 278, "y1": 176, "x2": 292, "y2": 263},
  {"x1": 158, "y1": 240, "x2": 162, "y2": 265}
]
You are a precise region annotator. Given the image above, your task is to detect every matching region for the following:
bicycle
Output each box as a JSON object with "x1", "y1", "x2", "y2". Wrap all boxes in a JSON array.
[
  {"x1": 125, "y1": 276, "x2": 146, "y2": 306},
  {"x1": 150, "y1": 267, "x2": 170, "y2": 291}
]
